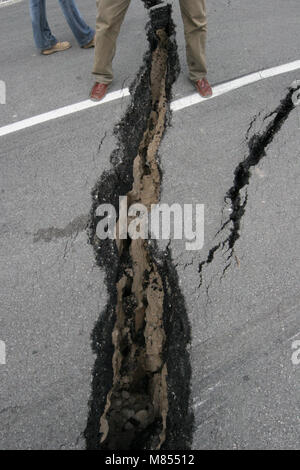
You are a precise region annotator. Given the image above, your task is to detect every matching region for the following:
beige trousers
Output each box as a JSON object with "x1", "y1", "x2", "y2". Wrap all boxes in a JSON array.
[{"x1": 93, "y1": 0, "x2": 207, "y2": 84}]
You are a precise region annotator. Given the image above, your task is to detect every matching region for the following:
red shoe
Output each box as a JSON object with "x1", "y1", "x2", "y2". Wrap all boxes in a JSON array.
[
  {"x1": 195, "y1": 78, "x2": 213, "y2": 98},
  {"x1": 90, "y1": 83, "x2": 108, "y2": 101}
]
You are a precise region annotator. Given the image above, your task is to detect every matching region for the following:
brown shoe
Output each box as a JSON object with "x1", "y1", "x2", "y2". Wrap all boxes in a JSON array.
[
  {"x1": 42, "y1": 41, "x2": 71, "y2": 55},
  {"x1": 195, "y1": 78, "x2": 213, "y2": 98},
  {"x1": 82, "y1": 36, "x2": 95, "y2": 49},
  {"x1": 90, "y1": 83, "x2": 108, "y2": 101}
]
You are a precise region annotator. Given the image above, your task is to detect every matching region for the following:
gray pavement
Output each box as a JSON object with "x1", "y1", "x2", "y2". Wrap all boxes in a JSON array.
[
  {"x1": 161, "y1": 74, "x2": 300, "y2": 449},
  {"x1": 0, "y1": 0, "x2": 300, "y2": 450}
]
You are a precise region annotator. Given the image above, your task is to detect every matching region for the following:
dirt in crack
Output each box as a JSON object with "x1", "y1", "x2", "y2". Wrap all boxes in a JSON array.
[
  {"x1": 85, "y1": 9, "x2": 193, "y2": 451},
  {"x1": 99, "y1": 30, "x2": 169, "y2": 451}
]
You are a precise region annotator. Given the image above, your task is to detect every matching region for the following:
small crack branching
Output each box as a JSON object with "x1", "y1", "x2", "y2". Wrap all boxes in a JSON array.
[
  {"x1": 98, "y1": 131, "x2": 107, "y2": 154},
  {"x1": 245, "y1": 113, "x2": 260, "y2": 141},
  {"x1": 198, "y1": 86, "x2": 300, "y2": 286}
]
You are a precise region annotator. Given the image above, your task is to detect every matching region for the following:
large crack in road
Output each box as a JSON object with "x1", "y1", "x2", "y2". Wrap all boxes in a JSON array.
[
  {"x1": 199, "y1": 86, "x2": 300, "y2": 282},
  {"x1": 85, "y1": 3, "x2": 193, "y2": 451},
  {"x1": 84, "y1": 0, "x2": 300, "y2": 449}
]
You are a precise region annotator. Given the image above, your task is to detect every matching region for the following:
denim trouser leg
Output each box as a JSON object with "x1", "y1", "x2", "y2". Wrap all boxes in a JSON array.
[
  {"x1": 58, "y1": 0, "x2": 95, "y2": 47},
  {"x1": 29, "y1": 0, "x2": 57, "y2": 51}
]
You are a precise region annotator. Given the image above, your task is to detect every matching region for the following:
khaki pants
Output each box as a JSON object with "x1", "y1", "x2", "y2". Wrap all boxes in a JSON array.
[{"x1": 93, "y1": 0, "x2": 207, "y2": 84}]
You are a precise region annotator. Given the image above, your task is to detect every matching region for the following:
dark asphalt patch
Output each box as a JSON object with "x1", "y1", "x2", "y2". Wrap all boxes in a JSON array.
[{"x1": 33, "y1": 215, "x2": 89, "y2": 243}]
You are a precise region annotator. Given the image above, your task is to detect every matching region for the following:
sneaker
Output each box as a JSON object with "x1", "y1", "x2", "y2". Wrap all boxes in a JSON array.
[
  {"x1": 90, "y1": 83, "x2": 108, "y2": 101},
  {"x1": 82, "y1": 36, "x2": 95, "y2": 49},
  {"x1": 42, "y1": 41, "x2": 71, "y2": 55},
  {"x1": 195, "y1": 77, "x2": 213, "y2": 98}
]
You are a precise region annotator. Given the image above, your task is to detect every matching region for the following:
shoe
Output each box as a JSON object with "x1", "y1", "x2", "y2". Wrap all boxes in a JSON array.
[
  {"x1": 90, "y1": 83, "x2": 108, "y2": 101},
  {"x1": 42, "y1": 41, "x2": 71, "y2": 55},
  {"x1": 195, "y1": 77, "x2": 213, "y2": 98},
  {"x1": 82, "y1": 36, "x2": 95, "y2": 49}
]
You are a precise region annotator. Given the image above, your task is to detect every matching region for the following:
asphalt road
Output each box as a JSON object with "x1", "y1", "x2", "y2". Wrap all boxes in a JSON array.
[{"x1": 0, "y1": 0, "x2": 299, "y2": 450}]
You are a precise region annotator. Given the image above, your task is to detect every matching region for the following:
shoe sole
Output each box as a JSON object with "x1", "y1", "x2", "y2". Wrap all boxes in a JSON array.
[
  {"x1": 89, "y1": 94, "x2": 107, "y2": 102},
  {"x1": 198, "y1": 92, "x2": 213, "y2": 98},
  {"x1": 82, "y1": 43, "x2": 95, "y2": 49}
]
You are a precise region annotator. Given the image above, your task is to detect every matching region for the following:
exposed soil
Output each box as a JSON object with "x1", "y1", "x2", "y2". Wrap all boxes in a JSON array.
[{"x1": 85, "y1": 6, "x2": 193, "y2": 451}]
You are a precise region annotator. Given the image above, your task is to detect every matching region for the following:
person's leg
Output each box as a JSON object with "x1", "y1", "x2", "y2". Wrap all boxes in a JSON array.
[
  {"x1": 179, "y1": 0, "x2": 207, "y2": 82},
  {"x1": 93, "y1": 0, "x2": 131, "y2": 85},
  {"x1": 58, "y1": 0, "x2": 95, "y2": 47},
  {"x1": 29, "y1": 0, "x2": 57, "y2": 51}
]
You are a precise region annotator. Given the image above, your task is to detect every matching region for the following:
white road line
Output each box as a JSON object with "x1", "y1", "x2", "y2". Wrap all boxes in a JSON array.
[
  {"x1": 0, "y1": 0, "x2": 23, "y2": 8},
  {"x1": 0, "y1": 89, "x2": 130, "y2": 137},
  {"x1": 171, "y1": 60, "x2": 300, "y2": 111},
  {"x1": 1, "y1": 59, "x2": 300, "y2": 138}
]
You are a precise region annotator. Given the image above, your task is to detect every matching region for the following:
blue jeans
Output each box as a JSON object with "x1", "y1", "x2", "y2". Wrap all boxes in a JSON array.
[{"x1": 29, "y1": 0, "x2": 95, "y2": 51}]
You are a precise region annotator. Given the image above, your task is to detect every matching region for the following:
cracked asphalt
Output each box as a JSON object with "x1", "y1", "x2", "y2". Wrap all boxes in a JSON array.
[{"x1": 1, "y1": 0, "x2": 300, "y2": 450}]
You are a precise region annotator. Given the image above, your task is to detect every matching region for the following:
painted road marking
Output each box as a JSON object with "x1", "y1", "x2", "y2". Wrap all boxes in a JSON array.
[
  {"x1": 1, "y1": 60, "x2": 300, "y2": 137},
  {"x1": 0, "y1": 0, "x2": 23, "y2": 7},
  {"x1": 0, "y1": 89, "x2": 130, "y2": 137},
  {"x1": 171, "y1": 60, "x2": 300, "y2": 111}
]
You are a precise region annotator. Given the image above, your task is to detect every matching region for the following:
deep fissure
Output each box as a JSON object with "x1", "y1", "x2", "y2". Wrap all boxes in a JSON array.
[
  {"x1": 85, "y1": 4, "x2": 193, "y2": 451},
  {"x1": 98, "y1": 29, "x2": 170, "y2": 451}
]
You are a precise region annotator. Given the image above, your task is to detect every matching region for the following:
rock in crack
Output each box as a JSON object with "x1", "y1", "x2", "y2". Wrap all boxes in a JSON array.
[{"x1": 85, "y1": 6, "x2": 193, "y2": 451}]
